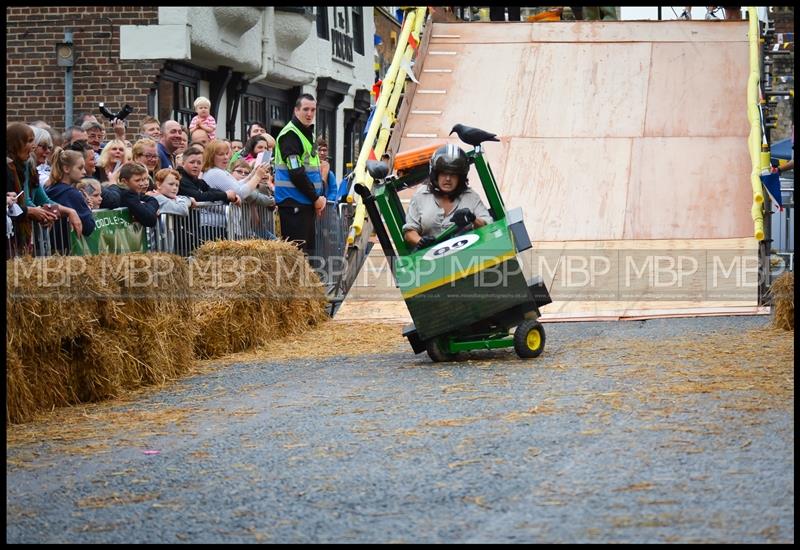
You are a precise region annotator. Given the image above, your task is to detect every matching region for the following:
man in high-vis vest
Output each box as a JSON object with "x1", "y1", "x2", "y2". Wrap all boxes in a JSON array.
[{"x1": 274, "y1": 93, "x2": 326, "y2": 254}]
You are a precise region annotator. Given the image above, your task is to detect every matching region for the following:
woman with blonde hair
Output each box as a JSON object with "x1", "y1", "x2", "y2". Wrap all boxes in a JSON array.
[
  {"x1": 131, "y1": 138, "x2": 161, "y2": 191},
  {"x1": 201, "y1": 140, "x2": 267, "y2": 200},
  {"x1": 98, "y1": 139, "x2": 131, "y2": 184}
]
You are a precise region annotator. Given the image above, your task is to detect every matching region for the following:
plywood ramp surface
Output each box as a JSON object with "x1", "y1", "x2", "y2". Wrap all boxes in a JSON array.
[{"x1": 340, "y1": 20, "x2": 759, "y2": 324}]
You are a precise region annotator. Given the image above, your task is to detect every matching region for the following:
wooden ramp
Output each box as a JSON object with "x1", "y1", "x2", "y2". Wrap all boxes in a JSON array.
[{"x1": 338, "y1": 20, "x2": 764, "y2": 323}]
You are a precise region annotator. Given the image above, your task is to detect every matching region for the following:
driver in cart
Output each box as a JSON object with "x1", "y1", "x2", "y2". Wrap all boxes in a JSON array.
[{"x1": 402, "y1": 144, "x2": 492, "y2": 251}]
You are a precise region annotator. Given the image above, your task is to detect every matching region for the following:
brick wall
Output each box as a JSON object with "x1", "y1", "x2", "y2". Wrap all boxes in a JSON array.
[
  {"x1": 764, "y1": 6, "x2": 794, "y2": 141},
  {"x1": 6, "y1": 6, "x2": 164, "y2": 136},
  {"x1": 374, "y1": 9, "x2": 401, "y2": 79}
]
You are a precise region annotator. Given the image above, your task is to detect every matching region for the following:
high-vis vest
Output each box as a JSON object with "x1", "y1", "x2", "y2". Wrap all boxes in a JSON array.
[{"x1": 274, "y1": 121, "x2": 323, "y2": 205}]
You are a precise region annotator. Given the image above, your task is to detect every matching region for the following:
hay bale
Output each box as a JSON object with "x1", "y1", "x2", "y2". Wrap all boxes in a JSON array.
[
  {"x1": 770, "y1": 272, "x2": 794, "y2": 330},
  {"x1": 191, "y1": 239, "x2": 328, "y2": 358},
  {"x1": 6, "y1": 256, "x2": 104, "y2": 353},
  {"x1": 6, "y1": 253, "x2": 197, "y2": 423},
  {"x1": 6, "y1": 342, "x2": 78, "y2": 424}
]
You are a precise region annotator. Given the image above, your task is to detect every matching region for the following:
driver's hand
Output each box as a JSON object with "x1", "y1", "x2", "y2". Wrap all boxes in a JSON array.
[
  {"x1": 416, "y1": 235, "x2": 437, "y2": 250},
  {"x1": 452, "y1": 208, "x2": 476, "y2": 227}
]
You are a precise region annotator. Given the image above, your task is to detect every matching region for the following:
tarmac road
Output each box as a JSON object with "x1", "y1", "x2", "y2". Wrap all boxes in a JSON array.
[{"x1": 6, "y1": 316, "x2": 794, "y2": 543}]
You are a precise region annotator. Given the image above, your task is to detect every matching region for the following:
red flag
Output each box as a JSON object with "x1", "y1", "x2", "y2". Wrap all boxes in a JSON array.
[
  {"x1": 408, "y1": 34, "x2": 419, "y2": 50},
  {"x1": 368, "y1": 149, "x2": 377, "y2": 161},
  {"x1": 371, "y1": 80, "x2": 382, "y2": 102}
]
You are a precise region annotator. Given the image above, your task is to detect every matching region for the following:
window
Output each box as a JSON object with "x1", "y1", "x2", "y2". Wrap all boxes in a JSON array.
[
  {"x1": 268, "y1": 101, "x2": 288, "y2": 137},
  {"x1": 174, "y1": 81, "x2": 197, "y2": 128},
  {"x1": 316, "y1": 107, "x2": 336, "y2": 171},
  {"x1": 242, "y1": 95, "x2": 266, "y2": 138},
  {"x1": 158, "y1": 62, "x2": 206, "y2": 131},
  {"x1": 317, "y1": 6, "x2": 329, "y2": 40},
  {"x1": 352, "y1": 7, "x2": 364, "y2": 55}
]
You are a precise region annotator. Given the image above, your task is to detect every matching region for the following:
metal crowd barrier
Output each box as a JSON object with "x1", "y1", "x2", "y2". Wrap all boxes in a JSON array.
[
  {"x1": 9, "y1": 201, "x2": 354, "y2": 287},
  {"x1": 769, "y1": 184, "x2": 794, "y2": 271},
  {"x1": 310, "y1": 202, "x2": 355, "y2": 291},
  {"x1": 149, "y1": 201, "x2": 278, "y2": 256},
  {"x1": 6, "y1": 215, "x2": 70, "y2": 259}
]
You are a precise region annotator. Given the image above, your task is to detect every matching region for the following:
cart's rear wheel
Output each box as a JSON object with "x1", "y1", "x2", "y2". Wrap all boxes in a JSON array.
[
  {"x1": 514, "y1": 320, "x2": 545, "y2": 358},
  {"x1": 426, "y1": 337, "x2": 458, "y2": 362}
]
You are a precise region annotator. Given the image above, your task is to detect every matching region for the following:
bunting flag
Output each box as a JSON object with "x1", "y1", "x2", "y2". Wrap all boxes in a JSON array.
[
  {"x1": 371, "y1": 80, "x2": 382, "y2": 102},
  {"x1": 363, "y1": 107, "x2": 375, "y2": 138},
  {"x1": 760, "y1": 169, "x2": 784, "y2": 210},
  {"x1": 400, "y1": 58, "x2": 419, "y2": 83},
  {"x1": 368, "y1": 149, "x2": 377, "y2": 161},
  {"x1": 408, "y1": 33, "x2": 419, "y2": 51}
]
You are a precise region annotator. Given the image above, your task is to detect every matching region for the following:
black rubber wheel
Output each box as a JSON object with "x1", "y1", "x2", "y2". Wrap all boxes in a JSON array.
[
  {"x1": 426, "y1": 338, "x2": 458, "y2": 362},
  {"x1": 514, "y1": 320, "x2": 545, "y2": 358}
]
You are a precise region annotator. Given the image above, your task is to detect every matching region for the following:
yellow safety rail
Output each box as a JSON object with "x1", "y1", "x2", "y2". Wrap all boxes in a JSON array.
[
  {"x1": 346, "y1": 6, "x2": 428, "y2": 246},
  {"x1": 746, "y1": 6, "x2": 765, "y2": 241}
]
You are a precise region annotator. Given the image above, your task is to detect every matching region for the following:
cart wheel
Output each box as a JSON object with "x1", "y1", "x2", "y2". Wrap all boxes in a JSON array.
[
  {"x1": 426, "y1": 337, "x2": 458, "y2": 362},
  {"x1": 514, "y1": 320, "x2": 545, "y2": 358}
]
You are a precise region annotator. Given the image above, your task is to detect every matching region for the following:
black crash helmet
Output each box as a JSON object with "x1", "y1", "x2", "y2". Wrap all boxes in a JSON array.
[{"x1": 429, "y1": 143, "x2": 469, "y2": 185}]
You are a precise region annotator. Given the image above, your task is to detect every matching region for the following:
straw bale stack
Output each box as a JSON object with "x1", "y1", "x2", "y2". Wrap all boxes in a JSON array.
[
  {"x1": 6, "y1": 253, "x2": 196, "y2": 423},
  {"x1": 191, "y1": 239, "x2": 328, "y2": 359},
  {"x1": 770, "y1": 271, "x2": 794, "y2": 330}
]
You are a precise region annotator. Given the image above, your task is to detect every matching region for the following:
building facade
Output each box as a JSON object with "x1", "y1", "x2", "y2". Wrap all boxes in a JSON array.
[{"x1": 6, "y1": 6, "x2": 377, "y2": 177}]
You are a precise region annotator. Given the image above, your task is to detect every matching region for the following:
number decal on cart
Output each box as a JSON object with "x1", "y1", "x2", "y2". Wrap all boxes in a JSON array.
[{"x1": 423, "y1": 234, "x2": 480, "y2": 261}]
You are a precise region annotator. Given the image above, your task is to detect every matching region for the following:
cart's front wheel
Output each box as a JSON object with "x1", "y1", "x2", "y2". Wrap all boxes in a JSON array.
[
  {"x1": 426, "y1": 337, "x2": 458, "y2": 362},
  {"x1": 514, "y1": 320, "x2": 545, "y2": 358}
]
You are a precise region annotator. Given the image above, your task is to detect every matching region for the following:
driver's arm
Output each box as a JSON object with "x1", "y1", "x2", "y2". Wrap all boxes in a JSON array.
[
  {"x1": 402, "y1": 195, "x2": 425, "y2": 246},
  {"x1": 404, "y1": 228, "x2": 423, "y2": 247},
  {"x1": 473, "y1": 196, "x2": 492, "y2": 226}
]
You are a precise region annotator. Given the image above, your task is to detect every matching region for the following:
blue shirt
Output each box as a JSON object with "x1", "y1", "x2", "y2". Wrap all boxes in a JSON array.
[
  {"x1": 44, "y1": 182, "x2": 96, "y2": 237},
  {"x1": 157, "y1": 142, "x2": 175, "y2": 170}
]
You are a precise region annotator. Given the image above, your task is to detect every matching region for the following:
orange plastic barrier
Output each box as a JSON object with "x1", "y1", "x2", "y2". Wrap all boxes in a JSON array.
[
  {"x1": 527, "y1": 10, "x2": 561, "y2": 22},
  {"x1": 393, "y1": 141, "x2": 445, "y2": 173}
]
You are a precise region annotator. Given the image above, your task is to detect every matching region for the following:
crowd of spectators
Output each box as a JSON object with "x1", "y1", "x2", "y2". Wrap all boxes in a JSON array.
[{"x1": 6, "y1": 105, "x2": 354, "y2": 258}]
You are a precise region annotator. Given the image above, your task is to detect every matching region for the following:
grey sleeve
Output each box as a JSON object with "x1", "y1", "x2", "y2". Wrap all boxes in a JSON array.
[
  {"x1": 155, "y1": 195, "x2": 190, "y2": 216},
  {"x1": 472, "y1": 196, "x2": 493, "y2": 224},
  {"x1": 244, "y1": 190, "x2": 276, "y2": 207},
  {"x1": 402, "y1": 197, "x2": 422, "y2": 234}
]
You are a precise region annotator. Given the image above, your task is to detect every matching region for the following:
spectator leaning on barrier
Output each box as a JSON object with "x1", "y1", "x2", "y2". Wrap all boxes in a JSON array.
[
  {"x1": 46, "y1": 147, "x2": 96, "y2": 252},
  {"x1": 231, "y1": 158, "x2": 275, "y2": 208},
  {"x1": 177, "y1": 146, "x2": 239, "y2": 205},
  {"x1": 7, "y1": 190, "x2": 25, "y2": 247},
  {"x1": 100, "y1": 162, "x2": 159, "y2": 227},
  {"x1": 132, "y1": 138, "x2": 161, "y2": 191},
  {"x1": 274, "y1": 93, "x2": 325, "y2": 254},
  {"x1": 202, "y1": 140, "x2": 267, "y2": 201},
  {"x1": 76, "y1": 178, "x2": 103, "y2": 210},
  {"x1": 158, "y1": 120, "x2": 183, "y2": 170},
  {"x1": 7, "y1": 122, "x2": 63, "y2": 252},
  {"x1": 147, "y1": 168, "x2": 195, "y2": 216},
  {"x1": 31, "y1": 126, "x2": 54, "y2": 187}
]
